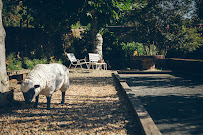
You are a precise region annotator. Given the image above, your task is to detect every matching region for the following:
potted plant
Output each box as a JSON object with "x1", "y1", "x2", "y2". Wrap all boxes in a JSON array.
[{"x1": 131, "y1": 44, "x2": 165, "y2": 70}]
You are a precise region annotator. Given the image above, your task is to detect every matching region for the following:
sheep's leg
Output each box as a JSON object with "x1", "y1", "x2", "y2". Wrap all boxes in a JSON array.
[
  {"x1": 46, "y1": 96, "x2": 52, "y2": 110},
  {"x1": 34, "y1": 95, "x2": 39, "y2": 109},
  {"x1": 61, "y1": 92, "x2": 65, "y2": 104}
]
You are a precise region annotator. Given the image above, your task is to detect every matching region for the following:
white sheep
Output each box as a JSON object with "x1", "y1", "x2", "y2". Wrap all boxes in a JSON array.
[{"x1": 21, "y1": 63, "x2": 70, "y2": 110}]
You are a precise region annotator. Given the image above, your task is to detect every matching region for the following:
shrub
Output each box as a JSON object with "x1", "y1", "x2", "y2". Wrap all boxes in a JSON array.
[
  {"x1": 23, "y1": 57, "x2": 35, "y2": 70},
  {"x1": 23, "y1": 57, "x2": 62, "y2": 70},
  {"x1": 134, "y1": 42, "x2": 146, "y2": 56},
  {"x1": 144, "y1": 44, "x2": 158, "y2": 56},
  {"x1": 49, "y1": 56, "x2": 62, "y2": 64},
  {"x1": 6, "y1": 53, "x2": 23, "y2": 71},
  {"x1": 23, "y1": 57, "x2": 49, "y2": 69}
]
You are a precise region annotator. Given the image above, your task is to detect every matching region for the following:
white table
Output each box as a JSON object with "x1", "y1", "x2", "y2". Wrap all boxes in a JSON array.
[{"x1": 89, "y1": 62, "x2": 107, "y2": 70}]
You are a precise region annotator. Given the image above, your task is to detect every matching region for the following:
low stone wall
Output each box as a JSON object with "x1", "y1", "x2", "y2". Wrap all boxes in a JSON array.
[
  {"x1": 7, "y1": 69, "x2": 31, "y2": 81},
  {"x1": 131, "y1": 57, "x2": 203, "y2": 76},
  {"x1": 113, "y1": 72, "x2": 162, "y2": 135},
  {"x1": 156, "y1": 58, "x2": 203, "y2": 76},
  {"x1": 131, "y1": 55, "x2": 165, "y2": 70}
]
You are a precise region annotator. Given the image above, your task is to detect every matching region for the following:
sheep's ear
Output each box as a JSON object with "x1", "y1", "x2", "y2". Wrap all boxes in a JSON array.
[{"x1": 34, "y1": 85, "x2": 40, "y2": 89}]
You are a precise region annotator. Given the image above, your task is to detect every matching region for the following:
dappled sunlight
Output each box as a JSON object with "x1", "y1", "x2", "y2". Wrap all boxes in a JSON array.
[{"x1": 0, "y1": 70, "x2": 140, "y2": 134}]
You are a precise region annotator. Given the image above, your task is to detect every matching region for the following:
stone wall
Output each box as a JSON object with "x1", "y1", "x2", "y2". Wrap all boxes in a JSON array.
[
  {"x1": 156, "y1": 58, "x2": 203, "y2": 76},
  {"x1": 131, "y1": 56, "x2": 203, "y2": 76}
]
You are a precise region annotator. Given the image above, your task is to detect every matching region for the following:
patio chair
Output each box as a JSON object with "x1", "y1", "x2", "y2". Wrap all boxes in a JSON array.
[
  {"x1": 65, "y1": 53, "x2": 89, "y2": 70},
  {"x1": 88, "y1": 53, "x2": 107, "y2": 70}
]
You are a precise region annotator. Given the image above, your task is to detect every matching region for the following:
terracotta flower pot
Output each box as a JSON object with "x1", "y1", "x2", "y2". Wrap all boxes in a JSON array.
[{"x1": 98, "y1": 60, "x2": 104, "y2": 63}]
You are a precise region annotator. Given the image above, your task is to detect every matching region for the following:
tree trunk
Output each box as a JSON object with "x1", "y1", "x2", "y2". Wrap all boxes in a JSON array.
[
  {"x1": 90, "y1": 10, "x2": 103, "y2": 59},
  {"x1": 0, "y1": 0, "x2": 13, "y2": 106},
  {"x1": 95, "y1": 33, "x2": 103, "y2": 59},
  {"x1": 91, "y1": 10, "x2": 98, "y2": 53}
]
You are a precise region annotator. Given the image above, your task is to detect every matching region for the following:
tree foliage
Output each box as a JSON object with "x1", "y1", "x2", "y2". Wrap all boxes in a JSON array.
[
  {"x1": 2, "y1": 0, "x2": 21, "y2": 27},
  {"x1": 116, "y1": 0, "x2": 203, "y2": 55},
  {"x1": 195, "y1": 0, "x2": 203, "y2": 19},
  {"x1": 177, "y1": 25, "x2": 203, "y2": 52},
  {"x1": 21, "y1": 0, "x2": 84, "y2": 34},
  {"x1": 2, "y1": 0, "x2": 203, "y2": 67}
]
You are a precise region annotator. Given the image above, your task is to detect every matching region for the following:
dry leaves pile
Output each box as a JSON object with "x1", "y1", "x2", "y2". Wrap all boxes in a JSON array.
[{"x1": 0, "y1": 70, "x2": 140, "y2": 135}]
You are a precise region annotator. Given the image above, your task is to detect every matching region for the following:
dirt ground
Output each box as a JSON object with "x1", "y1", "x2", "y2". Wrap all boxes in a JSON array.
[{"x1": 0, "y1": 70, "x2": 141, "y2": 135}]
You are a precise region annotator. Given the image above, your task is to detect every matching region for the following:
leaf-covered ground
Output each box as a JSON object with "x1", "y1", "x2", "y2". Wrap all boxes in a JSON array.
[{"x1": 0, "y1": 70, "x2": 141, "y2": 135}]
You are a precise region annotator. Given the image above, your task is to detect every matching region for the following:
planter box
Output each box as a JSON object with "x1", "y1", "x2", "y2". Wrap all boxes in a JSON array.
[{"x1": 131, "y1": 55, "x2": 165, "y2": 70}]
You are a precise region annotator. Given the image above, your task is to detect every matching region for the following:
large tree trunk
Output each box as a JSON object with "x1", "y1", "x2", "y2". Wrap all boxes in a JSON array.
[
  {"x1": 95, "y1": 33, "x2": 103, "y2": 59},
  {"x1": 0, "y1": 0, "x2": 13, "y2": 106},
  {"x1": 91, "y1": 10, "x2": 103, "y2": 59},
  {"x1": 91, "y1": 10, "x2": 98, "y2": 52}
]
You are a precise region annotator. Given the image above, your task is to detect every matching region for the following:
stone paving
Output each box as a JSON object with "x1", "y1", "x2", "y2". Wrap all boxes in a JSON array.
[{"x1": 119, "y1": 73, "x2": 203, "y2": 135}]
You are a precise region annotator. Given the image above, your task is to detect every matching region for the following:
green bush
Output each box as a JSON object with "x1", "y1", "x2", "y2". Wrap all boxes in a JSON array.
[
  {"x1": 121, "y1": 42, "x2": 136, "y2": 57},
  {"x1": 23, "y1": 57, "x2": 35, "y2": 70},
  {"x1": 49, "y1": 56, "x2": 62, "y2": 64},
  {"x1": 6, "y1": 54, "x2": 63, "y2": 71},
  {"x1": 6, "y1": 53, "x2": 23, "y2": 71},
  {"x1": 23, "y1": 57, "x2": 62, "y2": 70},
  {"x1": 121, "y1": 42, "x2": 146, "y2": 56},
  {"x1": 120, "y1": 41, "x2": 147, "y2": 68},
  {"x1": 23, "y1": 57, "x2": 49, "y2": 69},
  {"x1": 135, "y1": 42, "x2": 146, "y2": 56}
]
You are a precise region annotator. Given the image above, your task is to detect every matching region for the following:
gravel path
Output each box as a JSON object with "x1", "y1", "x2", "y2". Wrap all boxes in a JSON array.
[{"x1": 0, "y1": 70, "x2": 141, "y2": 135}]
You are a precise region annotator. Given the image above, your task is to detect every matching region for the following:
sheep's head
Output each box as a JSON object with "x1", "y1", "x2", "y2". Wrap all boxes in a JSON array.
[
  {"x1": 23, "y1": 87, "x2": 35, "y2": 104},
  {"x1": 21, "y1": 79, "x2": 40, "y2": 104}
]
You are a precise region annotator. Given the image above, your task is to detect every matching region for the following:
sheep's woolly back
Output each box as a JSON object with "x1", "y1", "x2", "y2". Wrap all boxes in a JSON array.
[{"x1": 21, "y1": 63, "x2": 70, "y2": 97}]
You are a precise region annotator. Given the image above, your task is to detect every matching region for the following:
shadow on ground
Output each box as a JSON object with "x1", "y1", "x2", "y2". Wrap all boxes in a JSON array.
[
  {"x1": 113, "y1": 76, "x2": 143, "y2": 135},
  {"x1": 0, "y1": 73, "x2": 142, "y2": 134},
  {"x1": 139, "y1": 95, "x2": 203, "y2": 135},
  {"x1": 0, "y1": 94, "x2": 128, "y2": 134},
  {"x1": 120, "y1": 73, "x2": 203, "y2": 135}
]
